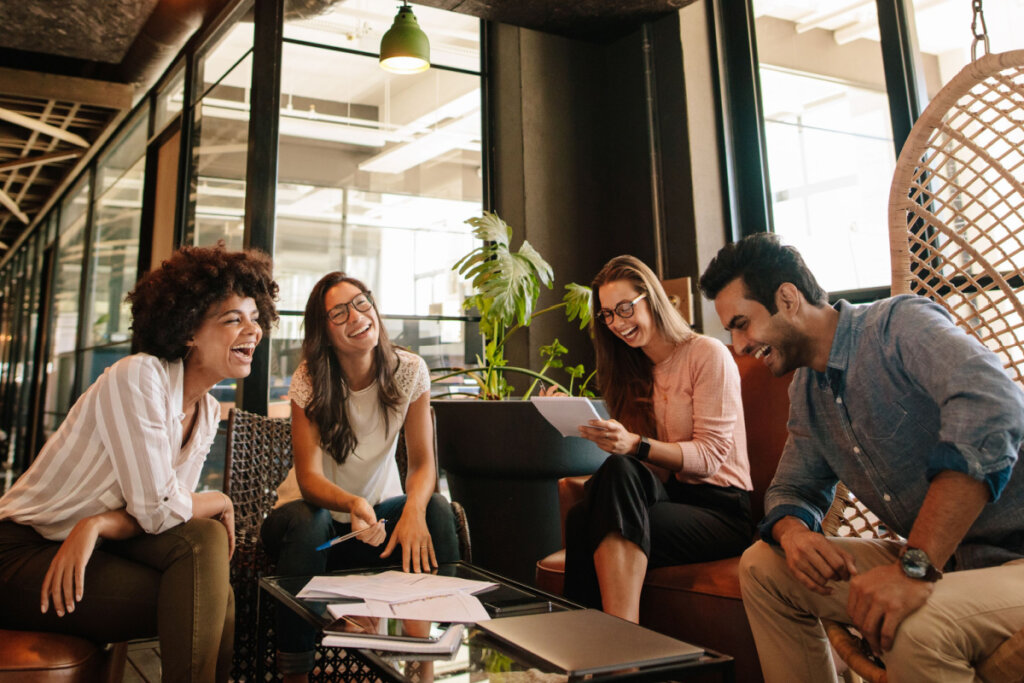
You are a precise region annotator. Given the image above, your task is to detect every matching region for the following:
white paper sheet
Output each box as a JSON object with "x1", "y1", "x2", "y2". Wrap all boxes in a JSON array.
[
  {"x1": 296, "y1": 570, "x2": 497, "y2": 602},
  {"x1": 327, "y1": 592, "x2": 491, "y2": 623},
  {"x1": 529, "y1": 396, "x2": 605, "y2": 437}
]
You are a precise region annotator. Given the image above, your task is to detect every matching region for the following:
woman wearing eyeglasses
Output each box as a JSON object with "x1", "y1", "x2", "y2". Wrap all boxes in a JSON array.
[
  {"x1": 260, "y1": 271, "x2": 458, "y2": 682},
  {"x1": 561, "y1": 255, "x2": 752, "y2": 622}
]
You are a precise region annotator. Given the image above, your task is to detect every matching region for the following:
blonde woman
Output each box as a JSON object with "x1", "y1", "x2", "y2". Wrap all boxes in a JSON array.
[{"x1": 562, "y1": 255, "x2": 752, "y2": 621}]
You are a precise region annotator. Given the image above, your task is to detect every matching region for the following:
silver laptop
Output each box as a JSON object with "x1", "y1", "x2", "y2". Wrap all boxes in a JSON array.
[{"x1": 476, "y1": 608, "x2": 705, "y2": 677}]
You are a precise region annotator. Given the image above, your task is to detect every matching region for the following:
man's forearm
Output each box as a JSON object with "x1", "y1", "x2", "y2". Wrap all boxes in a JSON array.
[{"x1": 906, "y1": 470, "x2": 989, "y2": 567}]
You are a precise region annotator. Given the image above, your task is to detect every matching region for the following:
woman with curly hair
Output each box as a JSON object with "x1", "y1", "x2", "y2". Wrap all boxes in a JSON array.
[
  {"x1": 0, "y1": 243, "x2": 278, "y2": 682},
  {"x1": 260, "y1": 272, "x2": 459, "y2": 682},
  {"x1": 561, "y1": 255, "x2": 752, "y2": 622}
]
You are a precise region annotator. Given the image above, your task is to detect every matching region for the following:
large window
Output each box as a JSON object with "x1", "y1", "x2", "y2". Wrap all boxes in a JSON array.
[
  {"x1": 753, "y1": 1, "x2": 897, "y2": 293},
  {"x1": 269, "y1": 2, "x2": 483, "y2": 414},
  {"x1": 41, "y1": 176, "x2": 91, "y2": 439},
  {"x1": 752, "y1": 0, "x2": 1024, "y2": 294},
  {"x1": 189, "y1": 20, "x2": 254, "y2": 249}
]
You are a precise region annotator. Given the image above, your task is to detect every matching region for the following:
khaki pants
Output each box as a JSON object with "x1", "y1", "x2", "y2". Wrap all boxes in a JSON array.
[
  {"x1": 0, "y1": 518, "x2": 234, "y2": 683},
  {"x1": 739, "y1": 538, "x2": 1024, "y2": 683}
]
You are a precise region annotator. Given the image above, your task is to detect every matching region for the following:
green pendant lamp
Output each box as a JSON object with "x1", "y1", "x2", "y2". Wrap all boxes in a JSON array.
[{"x1": 379, "y1": 2, "x2": 430, "y2": 74}]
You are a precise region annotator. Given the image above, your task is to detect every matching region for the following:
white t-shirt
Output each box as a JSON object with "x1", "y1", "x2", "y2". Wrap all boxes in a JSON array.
[{"x1": 274, "y1": 348, "x2": 431, "y2": 523}]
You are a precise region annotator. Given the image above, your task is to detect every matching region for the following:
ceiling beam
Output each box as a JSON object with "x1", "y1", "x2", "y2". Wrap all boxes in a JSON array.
[
  {"x1": 0, "y1": 67, "x2": 133, "y2": 110},
  {"x1": 0, "y1": 106, "x2": 91, "y2": 148},
  {"x1": 0, "y1": 149, "x2": 85, "y2": 172},
  {"x1": 0, "y1": 188, "x2": 30, "y2": 224}
]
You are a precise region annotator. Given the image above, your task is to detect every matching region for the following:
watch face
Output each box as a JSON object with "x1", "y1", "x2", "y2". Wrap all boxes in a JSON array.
[{"x1": 901, "y1": 548, "x2": 930, "y2": 579}]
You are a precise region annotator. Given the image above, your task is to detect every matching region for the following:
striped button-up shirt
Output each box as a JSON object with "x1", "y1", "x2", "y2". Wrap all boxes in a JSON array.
[{"x1": 0, "y1": 354, "x2": 219, "y2": 540}]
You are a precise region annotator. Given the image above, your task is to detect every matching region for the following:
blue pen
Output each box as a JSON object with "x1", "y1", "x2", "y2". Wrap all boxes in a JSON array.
[{"x1": 315, "y1": 519, "x2": 386, "y2": 551}]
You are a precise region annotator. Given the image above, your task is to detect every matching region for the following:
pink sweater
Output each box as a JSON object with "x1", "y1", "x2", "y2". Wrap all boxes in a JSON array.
[{"x1": 651, "y1": 335, "x2": 752, "y2": 491}]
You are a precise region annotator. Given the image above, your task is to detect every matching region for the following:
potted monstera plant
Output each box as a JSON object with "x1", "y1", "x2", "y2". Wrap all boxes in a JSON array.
[{"x1": 431, "y1": 212, "x2": 609, "y2": 584}]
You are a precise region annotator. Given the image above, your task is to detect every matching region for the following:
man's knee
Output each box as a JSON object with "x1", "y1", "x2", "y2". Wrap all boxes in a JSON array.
[{"x1": 739, "y1": 540, "x2": 786, "y2": 595}]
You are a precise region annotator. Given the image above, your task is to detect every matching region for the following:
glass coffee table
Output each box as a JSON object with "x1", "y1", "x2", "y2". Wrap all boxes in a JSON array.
[{"x1": 259, "y1": 561, "x2": 734, "y2": 682}]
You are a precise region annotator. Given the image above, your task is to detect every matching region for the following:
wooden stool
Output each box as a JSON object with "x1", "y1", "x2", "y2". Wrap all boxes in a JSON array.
[{"x1": 0, "y1": 629, "x2": 126, "y2": 682}]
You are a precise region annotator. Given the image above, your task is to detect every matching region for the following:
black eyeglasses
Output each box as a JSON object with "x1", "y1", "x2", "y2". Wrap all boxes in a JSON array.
[
  {"x1": 327, "y1": 292, "x2": 374, "y2": 325},
  {"x1": 597, "y1": 292, "x2": 647, "y2": 326}
]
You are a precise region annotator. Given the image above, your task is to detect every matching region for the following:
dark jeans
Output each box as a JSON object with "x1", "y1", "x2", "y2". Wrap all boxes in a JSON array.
[
  {"x1": 564, "y1": 454, "x2": 753, "y2": 609},
  {"x1": 0, "y1": 518, "x2": 234, "y2": 682},
  {"x1": 260, "y1": 494, "x2": 459, "y2": 674}
]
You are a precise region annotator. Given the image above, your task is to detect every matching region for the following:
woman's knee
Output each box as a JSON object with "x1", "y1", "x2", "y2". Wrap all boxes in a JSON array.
[
  {"x1": 261, "y1": 500, "x2": 333, "y2": 551},
  {"x1": 171, "y1": 518, "x2": 230, "y2": 563},
  {"x1": 424, "y1": 494, "x2": 460, "y2": 561}
]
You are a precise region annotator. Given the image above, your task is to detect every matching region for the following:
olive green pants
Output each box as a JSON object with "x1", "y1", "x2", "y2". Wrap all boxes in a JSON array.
[{"x1": 0, "y1": 518, "x2": 234, "y2": 682}]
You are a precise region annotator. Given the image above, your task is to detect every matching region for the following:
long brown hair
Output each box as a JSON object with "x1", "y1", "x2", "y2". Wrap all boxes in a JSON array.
[
  {"x1": 301, "y1": 272, "x2": 403, "y2": 464},
  {"x1": 591, "y1": 255, "x2": 694, "y2": 436}
]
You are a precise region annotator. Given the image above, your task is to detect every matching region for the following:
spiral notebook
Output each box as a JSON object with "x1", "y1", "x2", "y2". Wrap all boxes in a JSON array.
[{"x1": 475, "y1": 608, "x2": 704, "y2": 676}]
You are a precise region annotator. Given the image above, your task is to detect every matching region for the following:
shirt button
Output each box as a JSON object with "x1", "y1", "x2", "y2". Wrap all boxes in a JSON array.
[
  {"x1": 836, "y1": 397, "x2": 843, "y2": 404},
  {"x1": 853, "y1": 447, "x2": 861, "y2": 454},
  {"x1": 883, "y1": 493, "x2": 892, "y2": 502},
  {"x1": 163, "y1": 496, "x2": 169, "y2": 502}
]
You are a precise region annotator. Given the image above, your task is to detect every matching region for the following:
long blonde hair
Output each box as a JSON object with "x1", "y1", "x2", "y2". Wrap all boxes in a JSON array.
[{"x1": 591, "y1": 255, "x2": 694, "y2": 435}]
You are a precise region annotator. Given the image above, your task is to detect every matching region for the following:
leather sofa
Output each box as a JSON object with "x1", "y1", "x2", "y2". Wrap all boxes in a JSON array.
[
  {"x1": 535, "y1": 348, "x2": 793, "y2": 683},
  {"x1": 0, "y1": 630, "x2": 126, "y2": 682}
]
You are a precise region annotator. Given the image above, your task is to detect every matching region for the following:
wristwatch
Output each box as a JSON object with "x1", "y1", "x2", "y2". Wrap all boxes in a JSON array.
[
  {"x1": 899, "y1": 546, "x2": 943, "y2": 582},
  {"x1": 634, "y1": 436, "x2": 651, "y2": 462}
]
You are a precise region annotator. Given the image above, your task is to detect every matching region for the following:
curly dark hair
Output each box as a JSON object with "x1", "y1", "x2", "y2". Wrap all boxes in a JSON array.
[
  {"x1": 698, "y1": 232, "x2": 827, "y2": 313},
  {"x1": 126, "y1": 243, "x2": 279, "y2": 360}
]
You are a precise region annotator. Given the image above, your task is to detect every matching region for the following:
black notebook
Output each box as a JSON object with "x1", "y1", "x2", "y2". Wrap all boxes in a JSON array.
[{"x1": 475, "y1": 608, "x2": 704, "y2": 676}]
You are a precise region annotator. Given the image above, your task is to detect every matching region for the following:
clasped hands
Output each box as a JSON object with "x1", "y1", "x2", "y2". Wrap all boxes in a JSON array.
[{"x1": 778, "y1": 524, "x2": 934, "y2": 654}]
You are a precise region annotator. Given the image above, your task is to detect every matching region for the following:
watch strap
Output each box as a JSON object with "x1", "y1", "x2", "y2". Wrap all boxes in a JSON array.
[{"x1": 635, "y1": 436, "x2": 651, "y2": 461}]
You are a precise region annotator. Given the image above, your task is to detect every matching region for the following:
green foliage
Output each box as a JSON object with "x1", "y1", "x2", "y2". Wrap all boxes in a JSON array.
[{"x1": 436, "y1": 211, "x2": 594, "y2": 399}]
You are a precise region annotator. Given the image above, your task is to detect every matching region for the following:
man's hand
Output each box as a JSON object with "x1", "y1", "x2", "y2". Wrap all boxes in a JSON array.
[
  {"x1": 777, "y1": 520, "x2": 858, "y2": 594},
  {"x1": 41, "y1": 516, "x2": 102, "y2": 616},
  {"x1": 380, "y1": 508, "x2": 437, "y2": 573},
  {"x1": 848, "y1": 562, "x2": 933, "y2": 653}
]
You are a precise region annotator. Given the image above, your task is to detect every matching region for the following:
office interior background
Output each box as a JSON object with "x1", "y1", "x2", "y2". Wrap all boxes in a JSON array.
[{"x1": 0, "y1": 0, "x2": 1021, "y2": 493}]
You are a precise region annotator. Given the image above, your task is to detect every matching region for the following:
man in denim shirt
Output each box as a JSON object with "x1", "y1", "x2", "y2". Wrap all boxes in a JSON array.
[{"x1": 699, "y1": 233, "x2": 1024, "y2": 683}]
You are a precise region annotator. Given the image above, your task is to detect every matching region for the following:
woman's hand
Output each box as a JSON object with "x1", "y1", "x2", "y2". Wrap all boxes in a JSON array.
[
  {"x1": 192, "y1": 491, "x2": 236, "y2": 556},
  {"x1": 40, "y1": 509, "x2": 142, "y2": 616},
  {"x1": 380, "y1": 507, "x2": 437, "y2": 573},
  {"x1": 578, "y1": 418, "x2": 641, "y2": 456},
  {"x1": 349, "y1": 497, "x2": 386, "y2": 546},
  {"x1": 538, "y1": 384, "x2": 566, "y2": 397},
  {"x1": 41, "y1": 516, "x2": 102, "y2": 616}
]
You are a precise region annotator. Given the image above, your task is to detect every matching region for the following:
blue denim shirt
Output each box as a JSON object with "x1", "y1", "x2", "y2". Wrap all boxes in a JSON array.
[{"x1": 760, "y1": 295, "x2": 1024, "y2": 570}]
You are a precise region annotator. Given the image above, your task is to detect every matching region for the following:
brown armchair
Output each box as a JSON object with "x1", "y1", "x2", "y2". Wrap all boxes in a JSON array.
[{"x1": 535, "y1": 347, "x2": 793, "y2": 683}]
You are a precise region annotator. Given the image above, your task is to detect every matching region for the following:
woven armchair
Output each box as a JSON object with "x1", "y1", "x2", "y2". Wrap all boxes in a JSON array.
[
  {"x1": 828, "y1": 47, "x2": 1024, "y2": 683},
  {"x1": 223, "y1": 407, "x2": 471, "y2": 681}
]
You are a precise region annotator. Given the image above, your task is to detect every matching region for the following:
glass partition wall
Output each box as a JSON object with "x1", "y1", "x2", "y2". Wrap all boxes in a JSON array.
[{"x1": 269, "y1": 2, "x2": 483, "y2": 416}]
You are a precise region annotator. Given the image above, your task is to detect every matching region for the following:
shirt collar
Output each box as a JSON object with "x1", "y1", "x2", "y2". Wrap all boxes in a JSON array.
[{"x1": 815, "y1": 299, "x2": 857, "y2": 391}]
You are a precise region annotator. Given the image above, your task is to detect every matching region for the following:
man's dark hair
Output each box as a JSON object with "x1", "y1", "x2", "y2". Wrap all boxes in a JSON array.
[
  {"x1": 127, "y1": 243, "x2": 279, "y2": 360},
  {"x1": 699, "y1": 233, "x2": 827, "y2": 313}
]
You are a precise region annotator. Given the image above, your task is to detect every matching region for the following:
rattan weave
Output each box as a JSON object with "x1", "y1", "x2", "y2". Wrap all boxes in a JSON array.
[
  {"x1": 831, "y1": 47, "x2": 1024, "y2": 683},
  {"x1": 889, "y1": 49, "x2": 1024, "y2": 388},
  {"x1": 223, "y1": 408, "x2": 471, "y2": 681}
]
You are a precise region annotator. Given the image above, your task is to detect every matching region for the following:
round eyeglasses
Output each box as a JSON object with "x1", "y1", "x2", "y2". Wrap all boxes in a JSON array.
[
  {"x1": 597, "y1": 292, "x2": 647, "y2": 326},
  {"x1": 327, "y1": 292, "x2": 374, "y2": 325}
]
